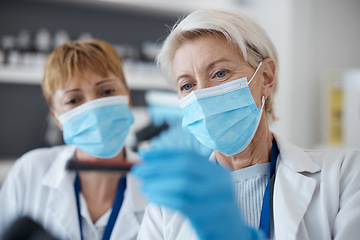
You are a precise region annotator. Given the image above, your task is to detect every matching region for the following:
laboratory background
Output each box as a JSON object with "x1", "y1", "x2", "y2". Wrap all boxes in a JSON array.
[{"x1": 0, "y1": 0, "x2": 359, "y2": 185}]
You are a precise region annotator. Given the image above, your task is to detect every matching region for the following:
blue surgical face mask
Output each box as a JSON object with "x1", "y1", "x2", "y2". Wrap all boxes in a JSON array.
[
  {"x1": 179, "y1": 62, "x2": 264, "y2": 156},
  {"x1": 57, "y1": 96, "x2": 134, "y2": 159}
]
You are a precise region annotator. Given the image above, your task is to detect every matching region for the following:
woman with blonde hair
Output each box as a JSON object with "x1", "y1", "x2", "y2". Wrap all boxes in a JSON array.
[
  {"x1": 0, "y1": 39, "x2": 147, "y2": 240},
  {"x1": 133, "y1": 9, "x2": 360, "y2": 240}
]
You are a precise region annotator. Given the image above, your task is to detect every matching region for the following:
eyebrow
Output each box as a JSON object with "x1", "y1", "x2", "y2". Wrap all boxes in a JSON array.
[
  {"x1": 95, "y1": 79, "x2": 115, "y2": 86},
  {"x1": 176, "y1": 58, "x2": 232, "y2": 83},
  {"x1": 63, "y1": 79, "x2": 116, "y2": 94},
  {"x1": 63, "y1": 88, "x2": 81, "y2": 94},
  {"x1": 176, "y1": 74, "x2": 192, "y2": 83},
  {"x1": 206, "y1": 58, "x2": 232, "y2": 71}
]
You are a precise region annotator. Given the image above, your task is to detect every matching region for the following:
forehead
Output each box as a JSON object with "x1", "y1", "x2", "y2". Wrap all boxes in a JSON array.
[
  {"x1": 173, "y1": 35, "x2": 243, "y2": 72},
  {"x1": 61, "y1": 70, "x2": 121, "y2": 89}
]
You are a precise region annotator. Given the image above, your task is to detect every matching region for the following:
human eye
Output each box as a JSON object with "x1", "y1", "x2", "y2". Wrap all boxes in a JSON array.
[
  {"x1": 180, "y1": 83, "x2": 193, "y2": 91},
  {"x1": 102, "y1": 89, "x2": 115, "y2": 96},
  {"x1": 215, "y1": 70, "x2": 227, "y2": 78},
  {"x1": 65, "y1": 98, "x2": 80, "y2": 105}
]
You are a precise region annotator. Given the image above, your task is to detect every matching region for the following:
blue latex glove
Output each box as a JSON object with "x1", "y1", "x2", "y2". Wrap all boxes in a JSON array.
[
  {"x1": 132, "y1": 148, "x2": 263, "y2": 240},
  {"x1": 147, "y1": 104, "x2": 213, "y2": 158}
]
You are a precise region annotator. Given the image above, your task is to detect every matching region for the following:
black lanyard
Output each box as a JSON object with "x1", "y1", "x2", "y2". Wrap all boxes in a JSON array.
[
  {"x1": 74, "y1": 174, "x2": 126, "y2": 240},
  {"x1": 259, "y1": 138, "x2": 279, "y2": 239}
]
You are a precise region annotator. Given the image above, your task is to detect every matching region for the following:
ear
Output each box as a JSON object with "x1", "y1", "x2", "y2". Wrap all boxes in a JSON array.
[
  {"x1": 261, "y1": 58, "x2": 276, "y2": 99},
  {"x1": 51, "y1": 110, "x2": 63, "y2": 131}
]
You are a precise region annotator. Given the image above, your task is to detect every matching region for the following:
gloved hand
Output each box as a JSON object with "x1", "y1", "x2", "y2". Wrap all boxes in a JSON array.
[{"x1": 131, "y1": 148, "x2": 263, "y2": 240}]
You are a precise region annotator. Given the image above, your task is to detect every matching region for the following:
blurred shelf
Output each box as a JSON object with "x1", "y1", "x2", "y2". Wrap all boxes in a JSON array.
[
  {"x1": 0, "y1": 65, "x2": 43, "y2": 85},
  {"x1": 0, "y1": 61, "x2": 172, "y2": 90},
  {"x1": 123, "y1": 61, "x2": 173, "y2": 90},
  {"x1": 35, "y1": 0, "x2": 247, "y2": 16}
]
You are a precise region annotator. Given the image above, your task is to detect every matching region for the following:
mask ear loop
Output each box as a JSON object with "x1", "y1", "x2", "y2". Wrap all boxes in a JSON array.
[
  {"x1": 248, "y1": 61, "x2": 263, "y2": 85},
  {"x1": 261, "y1": 96, "x2": 265, "y2": 110}
]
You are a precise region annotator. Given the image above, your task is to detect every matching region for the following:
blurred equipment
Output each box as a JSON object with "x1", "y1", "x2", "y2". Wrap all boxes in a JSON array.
[
  {"x1": 134, "y1": 122, "x2": 169, "y2": 151},
  {"x1": 53, "y1": 30, "x2": 70, "y2": 48},
  {"x1": 324, "y1": 69, "x2": 360, "y2": 148},
  {"x1": 34, "y1": 29, "x2": 52, "y2": 53},
  {"x1": 140, "y1": 40, "x2": 162, "y2": 61},
  {"x1": 2, "y1": 216, "x2": 58, "y2": 240},
  {"x1": 16, "y1": 29, "x2": 32, "y2": 53},
  {"x1": 77, "y1": 32, "x2": 93, "y2": 41},
  {"x1": 1, "y1": 35, "x2": 16, "y2": 65},
  {"x1": 66, "y1": 159, "x2": 134, "y2": 172}
]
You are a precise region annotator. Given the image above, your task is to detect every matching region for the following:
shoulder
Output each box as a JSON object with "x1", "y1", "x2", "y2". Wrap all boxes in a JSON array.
[
  {"x1": 305, "y1": 148, "x2": 360, "y2": 171},
  {"x1": 305, "y1": 149, "x2": 360, "y2": 238},
  {"x1": 275, "y1": 134, "x2": 360, "y2": 174},
  {"x1": 6, "y1": 145, "x2": 75, "y2": 183},
  {"x1": 18, "y1": 145, "x2": 72, "y2": 164},
  {"x1": 0, "y1": 145, "x2": 76, "y2": 230},
  {"x1": 281, "y1": 141, "x2": 360, "y2": 189},
  {"x1": 16, "y1": 145, "x2": 74, "y2": 169}
]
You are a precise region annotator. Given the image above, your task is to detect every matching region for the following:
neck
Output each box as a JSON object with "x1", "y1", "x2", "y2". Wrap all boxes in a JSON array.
[
  {"x1": 78, "y1": 171, "x2": 122, "y2": 199},
  {"x1": 75, "y1": 148, "x2": 125, "y2": 223},
  {"x1": 77, "y1": 171, "x2": 123, "y2": 223},
  {"x1": 75, "y1": 148, "x2": 126, "y2": 198},
  {"x1": 215, "y1": 115, "x2": 273, "y2": 171}
]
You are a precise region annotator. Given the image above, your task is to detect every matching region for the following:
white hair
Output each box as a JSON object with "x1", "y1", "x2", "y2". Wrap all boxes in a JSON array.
[{"x1": 156, "y1": 9, "x2": 279, "y2": 121}]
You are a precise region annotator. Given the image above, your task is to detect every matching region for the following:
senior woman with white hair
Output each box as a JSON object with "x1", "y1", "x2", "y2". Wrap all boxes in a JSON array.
[{"x1": 132, "y1": 9, "x2": 360, "y2": 240}]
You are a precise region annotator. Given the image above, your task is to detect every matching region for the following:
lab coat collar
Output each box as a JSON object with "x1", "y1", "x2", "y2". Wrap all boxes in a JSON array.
[
  {"x1": 123, "y1": 146, "x2": 148, "y2": 213},
  {"x1": 210, "y1": 134, "x2": 322, "y2": 238},
  {"x1": 110, "y1": 147, "x2": 148, "y2": 239},
  {"x1": 107, "y1": 147, "x2": 148, "y2": 239},
  {"x1": 273, "y1": 134, "x2": 321, "y2": 239},
  {"x1": 43, "y1": 145, "x2": 80, "y2": 239},
  {"x1": 125, "y1": 173, "x2": 148, "y2": 212},
  {"x1": 273, "y1": 134, "x2": 321, "y2": 173},
  {"x1": 209, "y1": 134, "x2": 321, "y2": 173},
  {"x1": 42, "y1": 145, "x2": 76, "y2": 189},
  {"x1": 111, "y1": 173, "x2": 148, "y2": 239},
  {"x1": 42, "y1": 145, "x2": 147, "y2": 240}
]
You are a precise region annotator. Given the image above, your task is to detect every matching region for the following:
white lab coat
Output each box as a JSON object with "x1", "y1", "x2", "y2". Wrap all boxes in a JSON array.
[
  {"x1": 0, "y1": 145, "x2": 147, "y2": 240},
  {"x1": 137, "y1": 135, "x2": 360, "y2": 240}
]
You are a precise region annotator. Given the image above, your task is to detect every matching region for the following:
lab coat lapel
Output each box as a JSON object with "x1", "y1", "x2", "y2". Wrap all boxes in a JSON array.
[
  {"x1": 42, "y1": 145, "x2": 81, "y2": 239},
  {"x1": 273, "y1": 161, "x2": 317, "y2": 239},
  {"x1": 273, "y1": 135, "x2": 320, "y2": 239},
  {"x1": 41, "y1": 146, "x2": 146, "y2": 240},
  {"x1": 111, "y1": 173, "x2": 148, "y2": 240}
]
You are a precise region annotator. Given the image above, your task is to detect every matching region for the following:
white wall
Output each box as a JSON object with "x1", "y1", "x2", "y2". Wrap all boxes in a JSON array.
[
  {"x1": 238, "y1": 0, "x2": 360, "y2": 148},
  {"x1": 291, "y1": 0, "x2": 360, "y2": 148},
  {"x1": 290, "y1": 0, "x2": 318, "y2": 148}
]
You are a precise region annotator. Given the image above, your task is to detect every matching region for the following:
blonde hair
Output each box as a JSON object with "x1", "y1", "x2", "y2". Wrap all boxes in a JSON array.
[
  {"x1": 42, "y1": 39, "x2": 128, "y2": 107},
  {"x1": 157, "y1": 9, "x2": 279, "y2": 122}
]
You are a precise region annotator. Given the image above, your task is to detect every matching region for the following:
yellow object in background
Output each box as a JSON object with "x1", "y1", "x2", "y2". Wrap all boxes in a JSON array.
[
  {"x1": 325, "y1": 69, "x2": 360, "y2": 148},
  {"x1": 326, "y1": 73, "x2": 343, "y2": 146},
  {"x1": 328, "y1": 85, "x2": 343, "y2": 144}
]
